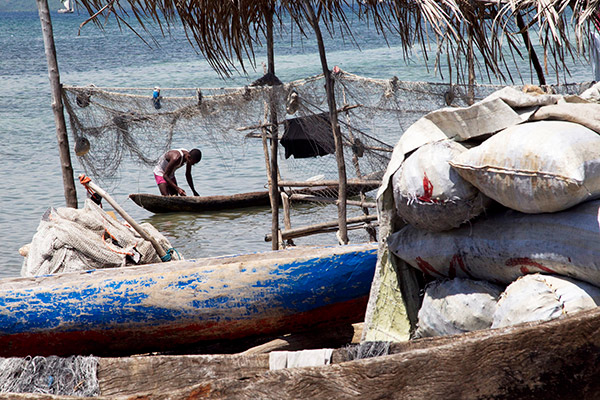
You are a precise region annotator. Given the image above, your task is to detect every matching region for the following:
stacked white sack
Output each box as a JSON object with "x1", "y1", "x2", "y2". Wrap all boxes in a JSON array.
[
  {"x1": 392, "y1": 139, "x2": 491, "y2": 232},
  {"x1": 387, "y1": 199, "x2": 600, "y2": 288},
  {"x1": 492, "y1": 274, "x2": 600, "y2": 328},
  {"x1": 450, "y1": 120, "x2": 600, "y2": 214},
  {"x1": 414, "y1": 278, "x2": 503, "y2": 338}
]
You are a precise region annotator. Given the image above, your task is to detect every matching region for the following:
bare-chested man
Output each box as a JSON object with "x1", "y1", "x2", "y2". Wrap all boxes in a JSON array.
[{"x1": 153, "y1": 148, "x2": 202, "y2": 196}]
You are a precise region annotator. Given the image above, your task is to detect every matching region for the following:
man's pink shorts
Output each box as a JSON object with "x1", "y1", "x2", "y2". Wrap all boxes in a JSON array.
[{"x1": 154, "y1": 174, "x2": 176, "y2": 186}]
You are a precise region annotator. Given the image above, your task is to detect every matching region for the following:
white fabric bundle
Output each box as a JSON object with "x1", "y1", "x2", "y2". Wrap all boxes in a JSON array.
[
  {"x1": 492, "y1": 274, "x2": 600, "y2": 328},
  {"x1": 392, "y1": 140, "x2": 490, "y2": 232},
  {"x1": 388, "y1": 199, "x2": 600, "y2": 288},
  {"x1": 415, "y1": 278, "x2": 503, "y2": 338},
  {"x1": 450, "y1": 120, "x2": 600, "y2": 213}
]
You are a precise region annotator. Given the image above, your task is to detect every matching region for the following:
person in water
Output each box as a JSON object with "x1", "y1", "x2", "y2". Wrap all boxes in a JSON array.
[{"x1": 154, "y1": 148, "x2": 202, "y2": 196}]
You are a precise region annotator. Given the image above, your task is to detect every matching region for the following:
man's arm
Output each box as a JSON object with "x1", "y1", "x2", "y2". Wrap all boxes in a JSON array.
[
  {"x1": 163, "y1": 153, "x2": 186, "y2": 196},
  {"x1": 185, "y1": 163, "x2": 199, "y2": 196}
]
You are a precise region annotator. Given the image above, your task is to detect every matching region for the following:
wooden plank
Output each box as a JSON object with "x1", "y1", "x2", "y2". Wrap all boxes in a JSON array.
[
  {"x1": 117, "y1": 307, "x2": 600, "y2": 399},
  {"x1": 279, "y1": 179, "x2": 380, "y2": 188},
  {"x1": 97, "y1": 354, "x2": 269, "y2": 396},
  {"x1": 264, "y1": 215, "x2": 378, "y2": 241},
  {"x1": 290, "y1": 193, "x2": 376, "y2": 208}
]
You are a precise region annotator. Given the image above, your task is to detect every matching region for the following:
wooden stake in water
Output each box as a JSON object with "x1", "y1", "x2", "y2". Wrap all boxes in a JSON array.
[{"x1": 36, "y1": 0, "x2": 78, "y2": 208}]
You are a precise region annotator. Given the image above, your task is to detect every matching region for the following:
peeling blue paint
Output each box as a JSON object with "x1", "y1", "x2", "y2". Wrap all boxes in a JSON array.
[{"x1": 0, "y1": 246, "x2": 377, "y2": 336}]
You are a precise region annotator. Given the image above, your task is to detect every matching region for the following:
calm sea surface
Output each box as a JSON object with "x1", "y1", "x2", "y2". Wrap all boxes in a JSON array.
[{"x1": 0, "y1": 10, "x2": 593, "y2": 278}]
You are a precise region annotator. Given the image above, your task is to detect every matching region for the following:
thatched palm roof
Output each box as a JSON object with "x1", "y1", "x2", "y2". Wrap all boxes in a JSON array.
[{"x1": 76, "y1": 0, "x2": 599, "y2": 83}]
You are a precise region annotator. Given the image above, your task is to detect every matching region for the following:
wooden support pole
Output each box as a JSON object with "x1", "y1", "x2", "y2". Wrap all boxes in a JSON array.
[
  {"x1": 37, "y1": 0, "x2": 78, "y2": 208},
  {"x1": 281, "y1": 192, "x2": 292, "y2": 230},
  {"x1": 467, "y1": 24, "x2": 476, "y2": 106},
  {"x1": 303, "y1": 1, "x2": 348, "y2": 244},
  {"x1": 266, "y1": 5, "x2": 280, "y2": 250},
  {"x1": 516, "y1": 12, "x2": 546, "y2": 86}
]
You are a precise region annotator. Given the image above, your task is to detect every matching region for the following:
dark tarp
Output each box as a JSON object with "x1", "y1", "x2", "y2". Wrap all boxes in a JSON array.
[{"x1": 281, "y1": 113, "x2": 335, "y2": 159}]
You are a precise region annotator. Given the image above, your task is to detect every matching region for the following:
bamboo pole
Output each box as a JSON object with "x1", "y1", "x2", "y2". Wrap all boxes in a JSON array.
[
  {"x1": 266, "y1": 5, "x2": 280, "y2": 250},
  {"x1": 303, "y1": 1, "x2": 348, "y2": 244},
  {"x1": 37, "y1": 0, "x2": 78, "y2": 208}
]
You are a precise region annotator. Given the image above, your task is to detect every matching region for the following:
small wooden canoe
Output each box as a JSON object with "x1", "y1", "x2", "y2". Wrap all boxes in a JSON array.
[
  {"x1": 129, "y1": 191, "x2": 271, "y2": 213},
  {"x1": 129, "y1": 182, "x2": 380, "y2": 213},
  {"x1": 0, "y1": 243, "x2": 377, "y2": 357}
]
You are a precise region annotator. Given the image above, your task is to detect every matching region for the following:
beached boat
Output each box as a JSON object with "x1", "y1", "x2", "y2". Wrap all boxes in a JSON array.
[
  {"x1": 0, "y1": 243, "x2": 377, "y2": 357},
  {"x1": 10, "y1": 305, "x2": 598, "y2": 398},
  {"x1": 129, "y1": 181, "x2": 380, "y2": 213},
  {"x1": 124, "y1": 306, "x2": 600, "y2": 399}
]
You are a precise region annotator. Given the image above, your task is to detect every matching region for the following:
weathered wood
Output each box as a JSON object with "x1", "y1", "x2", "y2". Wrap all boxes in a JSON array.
[
  {"x1": 281, "y1": 192, "x2": 292, "y2": 230},
  {"x1": 0, "y1": 244, "x2": 377, "y2": 357},
  {"x1": 129, "y1": 182, "x2": 379, "y2": 213},
  {"x1": 279, "y1": 179, "x2": 380, "y2": 188},
  {"x1": 97, "y1": 354, "x2": 269, "y2": 396},
  {"x1": 83, "y1": 176, "x2": 167, "y2": 259},
  {"x1": 303, "y1": 0, "x2": 348, "y2": 244},
  {"x1": 289, "y1": 193, "x2": 376, "y2": 208},
  {"x1": 516, "y1": 12, "x2": 546, "y2": 86},
  {"x1": 8, "y1": 310, "x2": 600, "y2": 399},
  {"x1": 37, "y1": 0, "x2": 77, "y2": 208},
  {"x1": 129, "y1": 191, "x2": 271, "y2": 213},
  {"x1": 265, "y1": 7, "x2": 280, "y2": 251},
  {"x1": 239, "y1": 323, "x2": 361, "y2": 355},
  {"x1": 118, "y1": 307, "x2": 600, "y2": 399},
  {"x1": 265, "y1": 215, "x2": 378, "y2": 241}
]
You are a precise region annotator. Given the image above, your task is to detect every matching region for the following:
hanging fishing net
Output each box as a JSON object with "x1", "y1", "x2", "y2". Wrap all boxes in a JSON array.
[{"x1": 62, "y1": 73, "x2": 591, "y2": 242}]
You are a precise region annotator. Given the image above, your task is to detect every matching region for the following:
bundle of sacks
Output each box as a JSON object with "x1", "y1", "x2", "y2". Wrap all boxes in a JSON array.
[
  {"x1": 380, "y1": 82, "x2": 600, "y2": 337},
  {"x1": 20, "y1": 199, "x2": 181, "y2": 277}
]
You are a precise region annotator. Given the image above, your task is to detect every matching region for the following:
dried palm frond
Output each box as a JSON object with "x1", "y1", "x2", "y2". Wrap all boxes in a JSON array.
[{"x1": 72, "y1": 0, "x2": 599, "y2": 83}]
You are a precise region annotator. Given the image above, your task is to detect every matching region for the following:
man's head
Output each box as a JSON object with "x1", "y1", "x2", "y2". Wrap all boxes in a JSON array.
[{"x1": 188, "y1": 148, "x2": 202, "y2": 165}]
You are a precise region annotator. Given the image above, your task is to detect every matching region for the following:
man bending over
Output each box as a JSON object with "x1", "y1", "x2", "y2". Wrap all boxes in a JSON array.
[{"x1": 154, "y1": 148, "x2": 202, "y2": 196}]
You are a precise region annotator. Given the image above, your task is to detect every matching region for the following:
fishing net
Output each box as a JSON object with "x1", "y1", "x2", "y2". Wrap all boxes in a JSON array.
[
  {"x1": 343, "y1": 341, "x2": 390, "y2": 361},
  {"x1": 0, "y1": 356, "x2": 99, "y2": 397},
  {"x1": 62, "y1": 73, "x2": 591, "y2": 244},
  {"x1": 21, "y1": 199, "x2": 181, "y2": 277}
]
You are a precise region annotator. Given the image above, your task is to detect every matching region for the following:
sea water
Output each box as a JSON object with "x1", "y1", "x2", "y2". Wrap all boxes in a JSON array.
[{"x1": 0, "y1": 9, "x2": 593, "y2": 278}]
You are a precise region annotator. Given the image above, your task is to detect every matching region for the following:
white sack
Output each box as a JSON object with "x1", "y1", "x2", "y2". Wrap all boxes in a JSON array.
[
  {"x1": 387, "y1": 199, "x2": 600, "y2": 288},
  {"x1": 392, "y1": 140, "x2": 490, "y2": 231},
  {"x1": 415, "y1": 278, "x2": 503, "y2": 338},
  {"x1": 450, "y1": 120, "x2": 600, "y2": 213},
  {"x1": 377, "y1": 93, "x2": 535, "y2": 202},
  {"x1": 21, "y1": 199, "x2": 177, "y2": 277},
  {"x1": 492, "y1": 274, "x2": 600, "y2": 328}
]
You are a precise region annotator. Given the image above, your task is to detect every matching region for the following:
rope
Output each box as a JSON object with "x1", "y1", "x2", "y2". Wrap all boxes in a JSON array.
[{"x1": 161, "y1": 247, "x2": 181, "y2": 262}]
